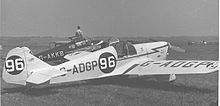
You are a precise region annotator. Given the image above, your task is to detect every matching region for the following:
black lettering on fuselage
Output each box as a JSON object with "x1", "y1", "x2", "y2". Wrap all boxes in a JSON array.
[
  {"x1": 92, "y1": 61, "x2": 97, "y2": 70},
  {"x1": 86, "y1": 62, "x2": 91, "y2": 71},
  {"x1": 73, "y1": 65, "x2": 79, "y2": 74},
  {"x1": 72, "y1": 61, "x2": 98, "y2": 75},
  {"x1": 79, "y1": 63, "x2": 85, "y2": 73}
]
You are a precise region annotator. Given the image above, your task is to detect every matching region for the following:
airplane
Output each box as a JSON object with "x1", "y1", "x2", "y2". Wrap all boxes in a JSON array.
[
  {"x1": 2, "y1": 40, "x2": 218, "y2": 86},
  {"x1": 1, "y1": 36, "x2": 115, "y2": 65},
  {"x1": 34, "y1": 36, "x2": 109, "y2": 65}
]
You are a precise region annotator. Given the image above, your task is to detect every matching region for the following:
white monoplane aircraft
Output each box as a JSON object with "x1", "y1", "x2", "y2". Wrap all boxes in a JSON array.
[{"x1": 2, "y1": 41, "x2": 218, "y2": 85}]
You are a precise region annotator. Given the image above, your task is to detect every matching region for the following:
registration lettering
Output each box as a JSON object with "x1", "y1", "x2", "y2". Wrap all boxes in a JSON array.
[
  {"x1": 38, "y1": 51, "x2": 64, "y2": 60},
  {"x1": 140, "y1": 61, "x2": 218, "y2": 69},
  {"x1": 72, "y1": 61, "x2": 98, "y2": 74}
]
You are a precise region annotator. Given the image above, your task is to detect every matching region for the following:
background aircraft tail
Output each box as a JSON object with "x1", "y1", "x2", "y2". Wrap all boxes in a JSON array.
[{"x1": 3, "y1": 47, "x2": 52, "y2": 85}]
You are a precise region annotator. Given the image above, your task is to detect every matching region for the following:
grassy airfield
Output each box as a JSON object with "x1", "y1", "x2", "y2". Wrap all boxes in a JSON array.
[{"x1": 0, "y1": 36, "x2": 218, "y2": 106}]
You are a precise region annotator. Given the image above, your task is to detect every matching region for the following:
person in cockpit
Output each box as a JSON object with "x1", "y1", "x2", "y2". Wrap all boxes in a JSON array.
[
  {"x1": 75, "y1": 26, "x2": 83, "y2": 38},
  {"x1": 69, "y1": 26, "x2": 83, "y2": 40}
]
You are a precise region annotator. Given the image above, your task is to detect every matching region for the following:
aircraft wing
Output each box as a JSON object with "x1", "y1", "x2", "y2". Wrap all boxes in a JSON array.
[
  {"x1": 100, "y1": 59, "x2": 218, "y2": 78},
  {"x1": 128, "y1": 60, "x2": 218, "y2": 75}
]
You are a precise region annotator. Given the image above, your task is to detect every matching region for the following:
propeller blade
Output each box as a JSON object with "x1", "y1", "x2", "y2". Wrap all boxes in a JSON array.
[{"x1": 170, "y1": 45, "x2": 186, "y2": 53}]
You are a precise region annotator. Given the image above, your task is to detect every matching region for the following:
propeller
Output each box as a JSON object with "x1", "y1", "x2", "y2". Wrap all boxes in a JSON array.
[{"x1": 168, "y1": 43, "x2": 186, "y2": 53}]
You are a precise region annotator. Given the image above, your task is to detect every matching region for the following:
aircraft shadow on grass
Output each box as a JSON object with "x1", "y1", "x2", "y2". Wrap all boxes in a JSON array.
[{"x1": 1, "y1": 76, "x2": 215, "y2": 97}]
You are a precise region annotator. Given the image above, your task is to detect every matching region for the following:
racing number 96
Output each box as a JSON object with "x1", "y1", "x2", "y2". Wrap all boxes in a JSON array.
[
  {"x1": 98, "y1": 52, "x2": 116, "y2": 73},
  {"x1": 99, "y1": 56, "x2": 115, "y2": 69},
  {"x1": 5, "y1": 56, "x2": 25, "y2": 75}
]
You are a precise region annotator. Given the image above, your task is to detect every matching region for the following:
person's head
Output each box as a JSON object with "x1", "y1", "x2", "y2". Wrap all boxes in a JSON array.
[{"x1": 77, "y1": 26, "x2": 80, "y2": 29}]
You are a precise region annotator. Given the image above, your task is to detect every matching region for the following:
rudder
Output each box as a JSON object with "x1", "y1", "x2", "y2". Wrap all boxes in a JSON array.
[
  {"x1": 3, "y1": 47, "x2": 51, "y2": 85},
  {"x1": 3, "y1": 47, "x2": 28, "y2": 85}
]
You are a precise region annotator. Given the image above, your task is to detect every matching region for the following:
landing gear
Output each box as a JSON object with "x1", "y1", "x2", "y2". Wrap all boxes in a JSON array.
[
  {"x1": 154, "y1": 74, "x2": 176, "y2": 83},
  {"x1": 169, "y1": 74, "x2": 176, "y2": 83}
]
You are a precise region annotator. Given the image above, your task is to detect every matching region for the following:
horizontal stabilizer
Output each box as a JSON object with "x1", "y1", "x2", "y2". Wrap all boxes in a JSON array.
[
  {"x1": 26, "y1": 68, "x2": 67, "y2": 84},
  {"x1": 26, "y1": 72, "x2": 51, "y2": 84}
]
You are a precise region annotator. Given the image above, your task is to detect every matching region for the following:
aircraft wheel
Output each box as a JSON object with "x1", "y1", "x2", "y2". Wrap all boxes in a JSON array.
[{"x1": 168, "y1": 74, "x2": 176, "y2": 83}]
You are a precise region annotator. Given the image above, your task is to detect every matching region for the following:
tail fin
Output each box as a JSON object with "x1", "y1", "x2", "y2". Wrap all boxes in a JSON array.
[{"x1": 3, "y1": 47, "x2": 52, "y2": 85}]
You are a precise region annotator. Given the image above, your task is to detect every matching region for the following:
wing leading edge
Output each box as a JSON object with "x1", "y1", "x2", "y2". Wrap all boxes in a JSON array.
[
  {"x1": 129, "y1": 60, "x2": 218, "y2": 75},
  {"x1": 100, "y1": 59, "x2": 218, "y2": 77}
]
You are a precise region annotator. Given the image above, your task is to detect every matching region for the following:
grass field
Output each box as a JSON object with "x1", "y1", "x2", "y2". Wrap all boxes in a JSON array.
[{"x1": 0, "y1": 36, "x2": 218, "y2": 106}]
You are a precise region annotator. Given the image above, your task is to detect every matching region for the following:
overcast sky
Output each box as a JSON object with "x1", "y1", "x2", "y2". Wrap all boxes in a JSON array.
[{"x1": 1, "y1": 0, "x2": 218, "y2": 37}]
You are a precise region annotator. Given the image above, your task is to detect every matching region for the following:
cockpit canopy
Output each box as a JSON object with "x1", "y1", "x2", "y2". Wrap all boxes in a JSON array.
[{"x1": 111, "y1": 41, "x2": 137, "y2": 58}]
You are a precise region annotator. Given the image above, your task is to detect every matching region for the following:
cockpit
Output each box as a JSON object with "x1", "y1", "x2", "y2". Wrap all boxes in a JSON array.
[{"x1": 111, "y1": 41, "x2": 137, "y2": 58}]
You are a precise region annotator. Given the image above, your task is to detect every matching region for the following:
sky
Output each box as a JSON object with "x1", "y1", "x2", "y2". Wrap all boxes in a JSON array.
[{"x1": 1, "y1": 0, "x2": 218, "y2": 37}]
